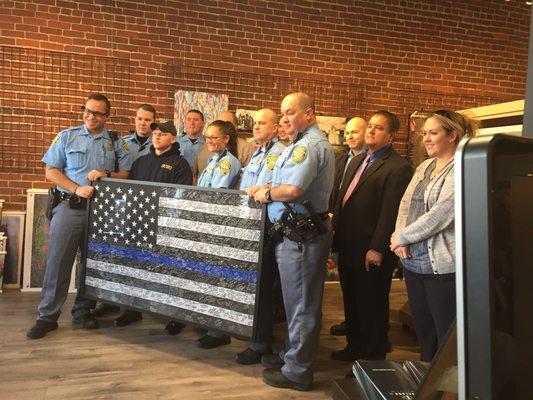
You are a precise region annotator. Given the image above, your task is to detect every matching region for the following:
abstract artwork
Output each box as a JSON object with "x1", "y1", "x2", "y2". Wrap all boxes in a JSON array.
[
  {"x1": 1, "y1": 211, "x2": 25, "y2": 288},
  {"x1": 22, "y1": 189, "x2": 76, "y2": 292},
  {"x1": 82, "y1": 180, "x2": 265, "y2": 339},
  {"x1": 174, "y1": 90, "x2": 229, "y2": 135}
]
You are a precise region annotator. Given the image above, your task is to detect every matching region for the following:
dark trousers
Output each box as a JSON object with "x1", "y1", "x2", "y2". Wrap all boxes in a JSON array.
[
  {"x1": 338, "y1": 252, "x2": 394, "y2": 357},
  {"x1": 403, "y1": 268, "x2": 456, "y2": 362}
]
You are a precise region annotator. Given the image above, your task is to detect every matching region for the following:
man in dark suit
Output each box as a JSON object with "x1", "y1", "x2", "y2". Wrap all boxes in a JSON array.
[{"x1": 331, "y1": 110, "x2": 412, "y2": 361}]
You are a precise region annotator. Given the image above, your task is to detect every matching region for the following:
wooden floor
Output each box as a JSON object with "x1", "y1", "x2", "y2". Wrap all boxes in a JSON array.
[{"x1": 0, "y1": 281, "x2": 418, "y2": 400}]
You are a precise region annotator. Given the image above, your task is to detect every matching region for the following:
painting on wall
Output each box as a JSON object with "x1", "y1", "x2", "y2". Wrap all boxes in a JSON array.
[
  {"x1": 236, "y1": 109, "x2": 257, "y2": 132},
  {"x1": 174, "y1": 90, "x2": 229, "y2": 135},
  {"x1": 1, "y1": 211, "x2": 25, "y2": 288},
  {"x1": 22, "y1": 189, "x2": 76, "y2": 292},
  {"x1": 316, "y1": 115, "x2": 346, "y2": 145}
]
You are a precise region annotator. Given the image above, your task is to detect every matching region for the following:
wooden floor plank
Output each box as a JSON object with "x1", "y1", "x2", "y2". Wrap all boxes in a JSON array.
[{"x1": 0, "y1": 280, "x2": 418, "y2": 399}]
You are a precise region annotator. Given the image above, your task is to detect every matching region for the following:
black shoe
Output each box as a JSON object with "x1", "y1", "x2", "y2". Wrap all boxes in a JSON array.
[
  {"x1": 261, "y1": 353, "x2": 285, "y2": 368},
  {"x1": 72, "y1": 313, "x2": 100, "y2": 329},
  {"x1": 330, "y1": 321, "x2": 347, "y2": 336},
  {"x1": 262, "y1": 368, "x2": 312, "y2": 391},
  {"x1": 114, "y1": 310, "x2": 142, "y2": 327},
  {"x1": 193, "y1": 326, "x2": 207, "y2": 334},
  {"x1": 235, "y1": 347, "x2": 272, "y2": 365},
  {"x1": 164, "y1": 320, "x2": 186, "y2": 335},
  {"x1": 92, "y1": 303, "x2": 120, "y2": 317},
  {"x1": 195, "y1": 334, "x2": 231, "y2": 349},
  {"x1": 26, "y1": 320, "x2": 58, "y2": 340},
  {"x1": 331, "y1": 346, "x2": 361, "y2": 362}
]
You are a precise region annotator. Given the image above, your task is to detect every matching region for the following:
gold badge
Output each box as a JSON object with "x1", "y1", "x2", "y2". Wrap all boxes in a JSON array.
[
  {"x1": 107, "y1": 142, "x2": 114, "y2": 151},
  {"x1": 291, "y1": 146, "x2": 307, "y2": 164},
  {"x1": 122, "y1": 141, "x2": 130, "y2": 152},
  {"x1": 50, "y1": 134, "x2": 61, "y2": 147},
  {"x1": 266, "y1": 155, "x2": 278, "y2": 171},
  {"x1": 161, "y1": 163, "x2": 172, "y2": 170},
  {"x1": 218, "y1": 160, "x2": 232, "y2": 175}
]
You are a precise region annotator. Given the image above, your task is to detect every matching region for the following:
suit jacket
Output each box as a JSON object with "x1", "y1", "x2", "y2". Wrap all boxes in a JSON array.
[{"x1": 332, "y1": 145, "x2": 412, "y2": 264}]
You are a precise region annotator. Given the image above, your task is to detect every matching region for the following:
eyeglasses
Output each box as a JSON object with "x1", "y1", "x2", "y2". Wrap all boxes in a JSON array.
[
  {"x1": 205, "y1": 135, "x2": 226, "y2": 142},
  {"x1": 81, "y1": 105, "x2": 108, "y2": 119}
]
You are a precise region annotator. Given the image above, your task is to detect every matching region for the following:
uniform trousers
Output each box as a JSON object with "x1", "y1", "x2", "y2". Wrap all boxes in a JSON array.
[
  {"x1": 403, "y1": 268, "x2": 456, "y2": 362},
  {"x1": 37, "y1": 201, "x2": 95, "y2": 322},
  {"x1": 275, "y1": 227, "x2": 332, "y2": 385}
]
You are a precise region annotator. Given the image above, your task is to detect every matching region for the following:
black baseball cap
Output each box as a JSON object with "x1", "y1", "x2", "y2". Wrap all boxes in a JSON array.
[{"x1": 150, "y1": 120, "x2": 177, "y2": 136}]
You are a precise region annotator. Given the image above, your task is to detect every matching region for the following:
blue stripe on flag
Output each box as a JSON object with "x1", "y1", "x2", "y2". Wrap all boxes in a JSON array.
[{"x1": 88, "y1": 241, "x2": 257, "y2": 285}]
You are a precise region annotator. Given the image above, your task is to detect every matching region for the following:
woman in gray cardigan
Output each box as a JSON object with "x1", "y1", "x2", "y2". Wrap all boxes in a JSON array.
[{"x1": 390, "y1": 109, "x2": 478, "y2": 362}]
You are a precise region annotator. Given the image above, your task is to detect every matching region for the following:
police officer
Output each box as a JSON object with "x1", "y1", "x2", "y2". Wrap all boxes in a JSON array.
[
  {"x1": 235, "y1": 108, "x2": 285, "y2": 365},
  {"x1": 196, "y1": 119, "x2": 241, "y2": 349},
  {"x1": 26, "y1": 93, "x2": 131, "y2": 340},
  {"x1": 197, "y1": 120, "x2": 241, "y2": 190},
  {"x1": 178, "y1": 109, "x2": 206, "y2": 167},
  {"x1": 93, "y1": 103, "x2": 158, "y2": 319},
  {"x1": 122, "y1": 104, "x2": 157, "y2": 161},
  {"x1": 250, "y1": 92, "x2": 334, "y2": 391}
]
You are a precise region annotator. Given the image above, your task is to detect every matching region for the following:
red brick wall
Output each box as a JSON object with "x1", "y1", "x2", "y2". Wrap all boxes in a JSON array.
[{"x1": 0, "y1": 0, "x2": 530, "y2": 210}]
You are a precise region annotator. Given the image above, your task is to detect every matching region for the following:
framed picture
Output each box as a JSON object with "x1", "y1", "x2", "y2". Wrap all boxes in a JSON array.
[
  {"x1": 22, "y1": 189, "x2": 76, "y2": 292},
  {"x1": 1, "y1": 210, "x2": 25, "y2": 288},
  {"x1": 236, "y1": 109, "x2": 257, "y2": 132}
]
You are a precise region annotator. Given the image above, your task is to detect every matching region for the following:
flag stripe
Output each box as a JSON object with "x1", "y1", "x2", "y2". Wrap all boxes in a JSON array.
[
  {"x1": 159, "y1": 197, "x2": 262, "y2": 221},
  {"x1": 85, "y1": 276, "x2": 254, "y2": 326},
  {"x1": 87, "y1": 259, "x2": 255, "y2": 305},
  {"x1": 86, "y1": 267, "x2": 255, "y2": 315},
  {"x1": 158, "y1": 216, "x2": 261, "y2": 242},
  {"x1": 87, "y1": 250, "x2": 257, "y2": 294},
  {"x1": 162, "y1": 187, "x2": 253, "y2": 207},
  {"x1": 156, "y1": 235, "x2": 259, "y2": 263},
  {"x1": 159, "y1": 207, "x2": 261, "y2": 230},
  {"x1": 85, "y1": 286, "x2": 253, "y2": 338},
  {"x1": 88, "y1": 242, "x2": 257, "y2": 284},
  {"x1": 157, "y1": 226, "x2": 260, "y2": 252}
]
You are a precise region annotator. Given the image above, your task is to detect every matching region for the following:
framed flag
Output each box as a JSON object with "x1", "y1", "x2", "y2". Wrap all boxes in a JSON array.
[{"x1": 81, "y1": 179, "x2": 266, "y2": 340}]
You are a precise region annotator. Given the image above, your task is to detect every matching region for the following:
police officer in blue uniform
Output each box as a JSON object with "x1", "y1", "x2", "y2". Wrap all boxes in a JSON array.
[
  {"x1": 197, "y1": 120, "x2": 241, "y2": 190},
  {"x1": 178, "y1": 109, "x2": 206, "y2": 167},
  {"x1": 26, "y1": 93, "x2": 132, "y2": 340},
  {"x1": 235, "y1": 108, "x2": 285, "y2": 364},
  {"x1": 122, "y1": 104, "x2": 157, "y2": 162},
  {"x1": 196, "y1": 119, "x2": 241, "y2": 349},
  {"x1": 251, "y1": 93, "x2": 334, "y2": 391},
  {"x1": 93, "y1": 103, "x2": 158, "y2": 319}
]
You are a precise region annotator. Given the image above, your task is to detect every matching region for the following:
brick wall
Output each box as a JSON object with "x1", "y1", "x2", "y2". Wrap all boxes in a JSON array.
[{"x1": 0, "y1": 0, "x2": 530, "y2": 210}]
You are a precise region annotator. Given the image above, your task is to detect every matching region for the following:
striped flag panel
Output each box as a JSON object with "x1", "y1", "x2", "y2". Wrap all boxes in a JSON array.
[{"x1": 82, "y1": 181, "x2": 265, "y2": 339}]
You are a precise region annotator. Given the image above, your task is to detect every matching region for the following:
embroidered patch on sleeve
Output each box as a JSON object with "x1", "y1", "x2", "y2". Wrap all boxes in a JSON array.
[
  {"x1": 218, "y1": 160, "x2": 232, "y2": 175},
  {"x1": 291, "y1": 146, "x2": 307, "y2": 164}
]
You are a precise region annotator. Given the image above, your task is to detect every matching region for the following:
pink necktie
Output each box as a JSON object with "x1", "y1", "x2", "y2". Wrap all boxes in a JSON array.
[{"x1": 342, "y1": 154, "x2": 371, "y2": 207}]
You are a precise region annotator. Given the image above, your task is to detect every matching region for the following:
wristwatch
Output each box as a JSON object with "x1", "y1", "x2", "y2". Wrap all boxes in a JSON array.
[
  {"x1": 265, "y1": 189, "x2": 272, "y2": 203},
  {"x1": 105, "y1": 170, "x2": 112, "y2": 178}
]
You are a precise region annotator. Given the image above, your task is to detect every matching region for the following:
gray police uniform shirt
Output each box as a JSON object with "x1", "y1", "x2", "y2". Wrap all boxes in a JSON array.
[
  {"x1": 42, "y1": 124, "x2": 132, "y2": 188},
  {"x1": 239, "y1": 140, "x2": 285, "y2": 190},
  {"x1": 267, "y1": 123, "x2": 335, "y2": 223},
  {"x1": 123, "y1": 132, "x2": 152, "y2": 162}
]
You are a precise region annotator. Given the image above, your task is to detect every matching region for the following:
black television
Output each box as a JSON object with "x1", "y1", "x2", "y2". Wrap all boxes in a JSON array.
[{"x1": 454, "y1": 133, "x2": 533, "y2": 399}]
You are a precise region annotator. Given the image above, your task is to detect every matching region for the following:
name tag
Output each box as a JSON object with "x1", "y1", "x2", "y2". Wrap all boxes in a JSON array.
[{"x1": 161, "y1": 164, "x2": 172, "y2": 171}]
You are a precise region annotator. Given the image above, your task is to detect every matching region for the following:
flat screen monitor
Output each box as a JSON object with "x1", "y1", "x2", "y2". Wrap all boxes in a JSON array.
[{"x1": 454, "y1": 133, "x2": 533, "y2": 399}]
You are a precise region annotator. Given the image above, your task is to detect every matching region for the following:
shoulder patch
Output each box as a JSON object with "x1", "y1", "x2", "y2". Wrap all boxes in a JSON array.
[
  {"x1": 50, "y1": 133, "x2": 61, "y2": 147},
  {"x1": 266, "y1": 154, "x2": 278, "y2": 171},
  {"x1": 218, "y1": 160, "x2": 232, "y2": 175},
  {"x1": 291, "y1": 146, "x2": 308, "y2": 164}
]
